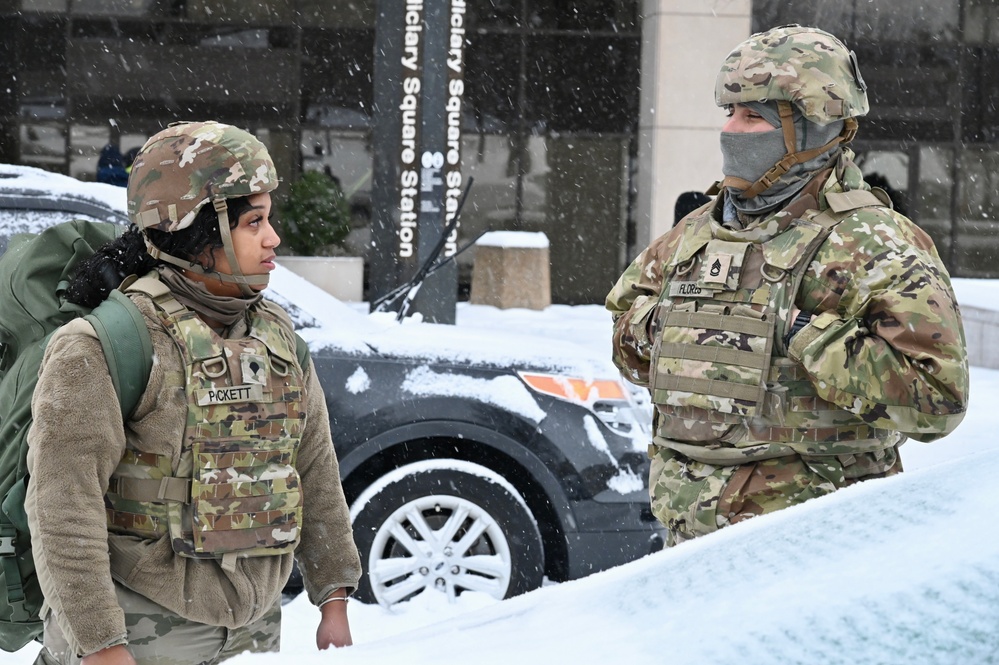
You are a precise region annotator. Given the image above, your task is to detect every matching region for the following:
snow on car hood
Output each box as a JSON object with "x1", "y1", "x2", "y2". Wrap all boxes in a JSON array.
[
  {"x1": 268, "y1": 265, "x2": 620, "y2": 380},
  {"x1": 0, "y1": 164, "x2": 128, "y2": 216}
]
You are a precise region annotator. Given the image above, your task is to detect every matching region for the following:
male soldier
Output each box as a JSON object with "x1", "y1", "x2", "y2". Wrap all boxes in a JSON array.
[{"x1": 606, "y1": 25, "x2": 969, "y2": 547}]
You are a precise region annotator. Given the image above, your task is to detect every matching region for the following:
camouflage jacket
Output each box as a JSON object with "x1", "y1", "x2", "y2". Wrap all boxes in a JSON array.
[
  {"x1": 606, "y1": 152, "x2": 969, "y2": 450},
  {"x1": 26, "y1": 278, "x2": 360, "y2": 657}
]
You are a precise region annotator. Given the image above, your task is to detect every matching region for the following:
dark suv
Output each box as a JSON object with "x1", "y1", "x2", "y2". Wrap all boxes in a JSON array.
[{"x1": 0, "y1": 164, "x2": 663, "y2": 605}]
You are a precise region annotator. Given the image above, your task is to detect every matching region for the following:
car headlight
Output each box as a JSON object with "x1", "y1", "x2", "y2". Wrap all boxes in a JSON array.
[{"x1": 517, "y1": 371, "x2": 651, "y2": 440}]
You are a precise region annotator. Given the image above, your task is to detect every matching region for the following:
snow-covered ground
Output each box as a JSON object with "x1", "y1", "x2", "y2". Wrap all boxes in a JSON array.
[{"x1": 10, "y1": 276, "x2": 999, "y2": 665}]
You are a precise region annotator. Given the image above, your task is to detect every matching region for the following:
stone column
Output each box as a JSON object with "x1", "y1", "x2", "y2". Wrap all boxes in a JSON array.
[{"x1": 634, "y1": 0, "x2": 751, "y2": 253}]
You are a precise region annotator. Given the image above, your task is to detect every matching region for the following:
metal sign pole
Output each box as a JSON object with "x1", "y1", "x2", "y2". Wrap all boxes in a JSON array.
[{"x1": 369, "y1": 0, "x2": 465, "y2": 324}]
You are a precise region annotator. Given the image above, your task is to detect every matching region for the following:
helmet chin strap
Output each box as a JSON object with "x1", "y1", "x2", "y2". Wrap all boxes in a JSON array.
[
  {"x1": 212, "y1": 199, "x2": 265, "y2": 297},
  {"x1": 719, "y1": 101, "x2": 858, "y2": 199},
  {"x1": 142, "y1": 199, "x2": 270, "y2": 297}
]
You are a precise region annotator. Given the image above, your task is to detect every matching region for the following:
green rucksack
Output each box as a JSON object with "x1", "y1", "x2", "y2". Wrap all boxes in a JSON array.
[{"x1": 0, "y1": 220, "x2": 152, "y2": 652}]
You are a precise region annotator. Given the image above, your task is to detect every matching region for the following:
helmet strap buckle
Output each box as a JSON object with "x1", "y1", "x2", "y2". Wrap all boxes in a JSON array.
[{"x1": 840, "y1": 117, "x2": 859, "y2": 144}]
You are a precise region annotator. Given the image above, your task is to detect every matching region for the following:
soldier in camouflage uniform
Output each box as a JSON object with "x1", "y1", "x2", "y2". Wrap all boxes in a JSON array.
[
  {"x1": 26, "y1": 122, "x2": 361, "y2": 664},
  {"x1": 606, "y1": 26, "x2": 969, "y2": 547}
]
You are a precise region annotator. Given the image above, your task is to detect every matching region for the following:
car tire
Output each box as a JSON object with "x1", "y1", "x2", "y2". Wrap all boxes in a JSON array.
[
  {"x1": 351, "y1": 460, "x2": 544, "y2": 606},
  {"x1": 281, "y1": 562, "x2": 304, "y2": 604}
]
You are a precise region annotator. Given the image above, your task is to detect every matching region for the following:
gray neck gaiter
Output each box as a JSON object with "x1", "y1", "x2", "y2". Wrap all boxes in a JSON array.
[
  {"x1": 720, "y1": 101, "x2": 844, "y2": 217},
  {"x1": 157, "y1": 265, "x2": 261, "y2": 329}
]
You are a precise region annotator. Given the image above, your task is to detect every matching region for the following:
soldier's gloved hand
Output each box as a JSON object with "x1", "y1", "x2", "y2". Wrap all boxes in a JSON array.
[{"x1": 784, "y1": 306, "x2": 814, "y2": 350}]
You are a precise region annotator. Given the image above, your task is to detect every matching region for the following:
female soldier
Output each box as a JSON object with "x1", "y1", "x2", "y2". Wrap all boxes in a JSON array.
[{"x1": 26, "y1": 121, "x2": 361, "y2": 664}]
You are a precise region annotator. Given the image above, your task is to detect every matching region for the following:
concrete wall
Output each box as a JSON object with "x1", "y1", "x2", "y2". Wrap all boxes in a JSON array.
[{"x1": 634, "y1": 0, "x2": 751, "y2": 254}]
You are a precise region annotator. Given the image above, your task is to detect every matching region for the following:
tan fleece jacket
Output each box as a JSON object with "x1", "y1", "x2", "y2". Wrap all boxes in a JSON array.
[{"x1": 25, "y1": 293, "x2": 361, "y2": 657}]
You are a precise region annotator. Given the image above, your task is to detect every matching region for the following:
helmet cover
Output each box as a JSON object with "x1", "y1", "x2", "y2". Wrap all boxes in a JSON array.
[
  {"x1": 127, "y1": 121, "x2": 277, "y2": 232},
  {"x1": 715, "y1": 25, "x2": 869, "y2": 126}
]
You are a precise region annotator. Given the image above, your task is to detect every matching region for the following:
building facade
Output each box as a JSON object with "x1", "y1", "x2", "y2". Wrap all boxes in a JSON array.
[
  {"x1": 2, "y1": 0, "x2": 996, "y2": 306},
  {"x1": 754, "y1": 0, "x2": 999, "y2": 278},
  {"x1": 2, "y1": 0, "x2": 641, "y2": 305}
]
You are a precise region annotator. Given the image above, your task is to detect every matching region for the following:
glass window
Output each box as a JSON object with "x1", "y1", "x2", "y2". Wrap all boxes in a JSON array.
[
  {"x1": 20, "y1": 0, "x2": 69, "y2": 11},
  {"x1": 15, "y1": 15, "x2": 65, "y2": 99},
  {"x1": 964, "y1": 0, "x2": 999, "y2": 44},
  {"x1": 298, "y1": 26, "x2": 375, "y2": 262},
  {"x1": 299, "y1": 129, "x2": 373, "y2": 259},
  {"x1": 470, "y1": 0, "x2": 521, "y2": 29},
  {"x1": 518, "y1": 134, "x2": 551, "y2": 230},
  {"x1": 464, "y1": 32, "x2": 519, "y2": 132},
  {"x1": 955, "y1": 147, "x2": 999, "y2": 277},
  {"x1": 962, "y1": 46, "x2": 999, "y2": 143},
  {"x1": 301, "y1": 28, "x2": 374, "y2": 126},
  {"x1": 914, "y1": 145, "x2": 954, "y2": 264},
  {"x1": 449, "y1": 132, "x2": 630, "y2": 303},
  {"x1": 13, "y1": 14, "x2": 67, "y2": 167},
  {"x1": 855, "y1": 148, "x2": 911, "y2": 218},
  {"x1": 525, "y1": 34, "x2": 639, "y2": 133},
  {"x1": 19, "y1": 122, "x2": 66, "y2": 169},
  {"x1": 956, "y1": 146, "x2": 999, "y2": 220},
  {"x1": 751, "y1": 0, "x2": 853, "y2": 37},
  {"x1": 855, "y1": 44, "x2": 958, "y2": 143},
  {"x1": 296, "y1": 0, "x2": 375, "y2": 29},
  {"x1": 70, "y1": 0, "x2": 170, "y2": 17},
  {"x1": 852, "y1": 0, "x2": 959, "y2": 42},
  {"x1": 64, "y1": 24, "x2": 299, "y2": 126},
  {"x1": 68, "y1": 123, "x2": 109, "y2": 182},
  {"x1": 527, "y1": 0, "x2": 637, "y2": 32},
  {"x1": 752, "y1": 0, "x2": 959, "y2": 43},
  {"x1": 183, "y1": 0, "x2": 291, "y2": 23},
  {"x1": 541, "y1": 134, "x2": 629, "y2": 304},
  {"x1": 301, "y1": 129, "x2": 372, "y2": 209},
  {"x1": 453, "y1": 133, "x2": 519, "y2": 249}
]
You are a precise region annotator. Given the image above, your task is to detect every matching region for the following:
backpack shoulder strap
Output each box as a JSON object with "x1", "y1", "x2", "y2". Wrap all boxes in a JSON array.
[{"x1": 84, "y1": 290, "x2": 153, "y2": 418}]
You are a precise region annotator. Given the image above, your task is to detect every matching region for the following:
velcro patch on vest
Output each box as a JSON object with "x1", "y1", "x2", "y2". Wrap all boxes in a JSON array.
[
  {"x1": 196, "y1": 384, "x2": 264, "y2": 406},
  {"x1": 241, "y1": 353, "x2": 269, "y2": 385},
  {"x1": 669, "y1": 281, "x2": 716, "y2": 298},
  {"x1": 697, "y1": 239, "x2": 748, "y2": 291},
  {"x1": 702, "y1": 253, "x2": 732, "y2": 285}
]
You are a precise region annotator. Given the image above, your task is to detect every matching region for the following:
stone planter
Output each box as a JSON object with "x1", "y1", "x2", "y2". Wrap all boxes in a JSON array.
[
  {"x1": 470, "y1": 231, "x2": 551, "y2": 310},
  {"x1": 276, "y1": 256, "x2": 364, "y2": 302}
]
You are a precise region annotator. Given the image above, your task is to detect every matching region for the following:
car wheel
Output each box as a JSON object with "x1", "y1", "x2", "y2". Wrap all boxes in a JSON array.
[{"x1": 350, "y1": 459, "x2": 544, "y2": 606}]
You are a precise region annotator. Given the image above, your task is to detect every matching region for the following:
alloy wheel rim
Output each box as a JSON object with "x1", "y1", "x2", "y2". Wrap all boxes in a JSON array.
[{"x1": 368, "y1": 494, "x2": 513, "y2": 606}]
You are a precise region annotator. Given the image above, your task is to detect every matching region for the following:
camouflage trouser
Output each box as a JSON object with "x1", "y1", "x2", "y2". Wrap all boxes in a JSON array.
[
  {"x1": 33, "y1": 581, "x2": 281, "y2": 665},
  {"x1": 649, "y1": 445, "x2": 902, "y2": 547}
]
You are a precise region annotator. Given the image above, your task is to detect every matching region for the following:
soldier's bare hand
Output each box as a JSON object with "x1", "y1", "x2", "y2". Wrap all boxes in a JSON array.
[
  {"x1": 81, "y1": 645, "x2": 135, "y2": 665},
  {"x1": 317, "y1": 600, "x2": 353, "y2": 649}
]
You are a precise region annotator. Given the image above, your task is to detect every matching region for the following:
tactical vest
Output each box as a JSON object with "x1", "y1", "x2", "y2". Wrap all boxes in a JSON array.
[
  {"x1": 105, "y1": 276, "x2": 305, "y2": 571},
  {"x1": 649, "y1": 189, "x2": 903, "y2": 466}
]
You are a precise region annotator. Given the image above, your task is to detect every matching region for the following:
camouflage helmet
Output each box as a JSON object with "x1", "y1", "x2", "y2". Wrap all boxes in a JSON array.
[
  {"x1": 715, "y1": 25, "x2": 869, "y2": 126},
  {"x1": 127, "y1": 121, "x2": 278, "y2": 232}
]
